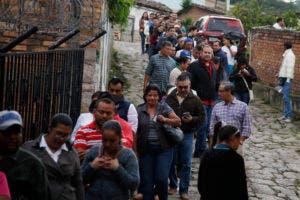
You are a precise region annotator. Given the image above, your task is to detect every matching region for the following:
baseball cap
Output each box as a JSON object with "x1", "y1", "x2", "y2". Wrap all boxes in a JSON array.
[
  {"x1": 180, "y1": 50, "x2": 191, "y2": 59},
  {"x1": 184, "y1": 37, "x2": 193, "y2": 43},
  {"x1": 0, "y1": 110, "x2": 23, "y2": 131}
]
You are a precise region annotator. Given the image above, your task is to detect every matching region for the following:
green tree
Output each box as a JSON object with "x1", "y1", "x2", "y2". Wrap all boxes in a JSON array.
[
  {"x1": 108, "y1": 0, "x2": 134, "y2": 25},
  {"x1": 179, "y1": 0, "x2": 192, "y2": 14},
  {"x1": 228, "y1": 0, "x2": 299, "y2": 33}
]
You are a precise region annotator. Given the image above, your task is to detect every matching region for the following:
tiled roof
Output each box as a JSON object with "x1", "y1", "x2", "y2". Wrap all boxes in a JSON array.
[
  {"x1": 135, "y1": 0, "x2": 173, "y2": 13},
  {"x1": 184, "y1": 3, "x2": 226, "y2": 15}
]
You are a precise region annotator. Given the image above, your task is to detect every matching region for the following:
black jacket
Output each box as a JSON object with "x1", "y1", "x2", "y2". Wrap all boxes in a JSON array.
[
  {"x1": 188, "y1": 59, "x2": 217, "y2": 101},
  {"x1": 198, "y1": 147, "x2": 248, "y2": 200},
  {"x1": 22, "y1": 135, "x2": 84, "y2": 200},
  {"x1": 229, "y1": 65, "x2": 257, "y2": 93},
  {"x1": 165, "y1": 89, "x2": 205, "y2": 133}
]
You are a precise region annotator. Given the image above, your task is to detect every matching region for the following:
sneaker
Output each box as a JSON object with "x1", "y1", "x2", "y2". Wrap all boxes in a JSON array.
[
  {"x1": 283, "y1": 118, "x2": 291, "y2": 123},
  {"x1": 278, "y1": 116, "x2": 286, "y2": 121},
  {"x1": 168, "y1": 188, "x2": 177, "y2": 195}
]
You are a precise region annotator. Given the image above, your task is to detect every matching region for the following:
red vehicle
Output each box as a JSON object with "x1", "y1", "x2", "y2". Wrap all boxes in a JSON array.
[{"x1": 195, "y1": 15, "x2": 246, "y2": 52}]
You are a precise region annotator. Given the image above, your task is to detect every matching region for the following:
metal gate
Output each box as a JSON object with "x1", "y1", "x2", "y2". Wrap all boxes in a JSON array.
[{"x1": 0, "y1": 49, "x2": 84, "y2": 141}]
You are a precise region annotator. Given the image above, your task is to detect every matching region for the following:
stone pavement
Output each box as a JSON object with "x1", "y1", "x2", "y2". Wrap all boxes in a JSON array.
[{"x1": 113, "y1": 41, "x2": 300, "y2": 200}]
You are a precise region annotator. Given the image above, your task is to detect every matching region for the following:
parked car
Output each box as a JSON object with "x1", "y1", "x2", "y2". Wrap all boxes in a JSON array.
[{"x1": 194, "y1": 15, "x2": 246, "y2": 52}]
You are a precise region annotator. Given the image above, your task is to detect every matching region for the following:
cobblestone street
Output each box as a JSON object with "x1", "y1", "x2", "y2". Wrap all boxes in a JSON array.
[{"x1": 114, "y1": 41, "x2": 300, "y2": 200}]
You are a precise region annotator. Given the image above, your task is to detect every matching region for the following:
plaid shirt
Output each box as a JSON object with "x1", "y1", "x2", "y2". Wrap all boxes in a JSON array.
[
  {"x1": 210, "y1": 98, "x2": 251, "y2": 137},
  {"x1": 145, "y1": 52, "x2": 176, "y2": 93}
]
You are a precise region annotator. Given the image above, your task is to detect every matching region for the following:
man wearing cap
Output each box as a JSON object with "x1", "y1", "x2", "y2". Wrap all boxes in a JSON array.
[
  {"x1": 0, "y1": 110, "x2": 49, "y2": 200},
  {"x1": 175, "y1": 38, "x2": 193, "y2": 59}
]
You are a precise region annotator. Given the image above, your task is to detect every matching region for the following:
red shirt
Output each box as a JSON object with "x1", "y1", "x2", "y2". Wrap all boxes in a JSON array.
[
  {"x1": 74, "y1": 115, "x2": 133, "y2": 150},
  {"x1": 0, "y1": 172, "x2": 10, "y2": 198},
  {"x1": 202, "y1": 61, "x2": 214, "y2": 106}
]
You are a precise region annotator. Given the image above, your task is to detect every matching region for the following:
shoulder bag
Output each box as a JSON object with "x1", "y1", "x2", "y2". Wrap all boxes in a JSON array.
[{"x1": 241, "y1": 76, "x2": 254, "y2": 102}]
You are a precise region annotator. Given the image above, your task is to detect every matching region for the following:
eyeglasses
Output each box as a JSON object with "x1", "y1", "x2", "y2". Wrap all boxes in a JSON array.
[{"x1": 178, "y1": 86, "x2": 188, "y2": 89}]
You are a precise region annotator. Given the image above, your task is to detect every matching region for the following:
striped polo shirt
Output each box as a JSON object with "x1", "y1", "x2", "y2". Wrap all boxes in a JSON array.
[{"x1": 74, "y1": 115, "x2": 133, "y2": 150}]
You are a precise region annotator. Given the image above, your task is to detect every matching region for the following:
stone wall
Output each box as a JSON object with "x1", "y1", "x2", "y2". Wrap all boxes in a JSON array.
[{"x1": 249, "y1": 27, "x2": 300, "y2": 94}]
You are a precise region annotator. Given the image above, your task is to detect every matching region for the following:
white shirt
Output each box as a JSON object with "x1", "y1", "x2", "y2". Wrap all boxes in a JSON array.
[
  {"x1": 221, "y1": 45, "x2": 237, "y2": 65},
  {"x1": 71, "y1": 112, "x2": 94, "y2": 142},
  {"x1": 273, "y1": 23, "x2": 282, "y2": 29},
  {"x1": 169, "y1": 68, "x2": 182, "y2": 86},
  {"x1": 279, "y1": 49, "x2": 295, "y2": 80},
  {"x1": 127, "y1": 104, "x2": 138, "y2": 133},
  {"x1": 40, "y1": 135, "x2": 68, "y2": 163}
]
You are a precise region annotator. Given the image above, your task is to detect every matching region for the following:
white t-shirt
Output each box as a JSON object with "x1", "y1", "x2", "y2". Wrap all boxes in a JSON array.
[
  {"x1": 169, "y1": 68, "x2": 182, "y2": 86},
  {"x1": 221, "y1": 45, "x2": 237, "y2": 66},
  {"x1": 71, "y1": 112, "x2": 94, "y2": 142},
  {"x1": 273, "y1": 23, "x2": 282, "y2": 29}
]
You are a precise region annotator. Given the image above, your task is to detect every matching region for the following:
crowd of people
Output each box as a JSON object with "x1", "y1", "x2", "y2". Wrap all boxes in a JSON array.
[{"x1": 0, "y1": 10, "x2": 296, "y2": 200}]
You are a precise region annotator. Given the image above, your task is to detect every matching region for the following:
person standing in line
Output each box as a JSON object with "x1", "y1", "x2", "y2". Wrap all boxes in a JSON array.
[
  {"x1": 198, "y1": 122, "x2": 248, "y2": 200},
  {"x1": 209, "y1": 81, "x2": 251, "y2": 152},
  {"x1": 229, "y1": 56, "x2": 257, "y2": 105},
  {"x1": 188, "y1": 45, "x2": 216, "y2": 158},
  {"x1": 222, "y1": 36, "x2": 237, "y2": 75},
  {"x1": 212, "y1": 40, "x2": 228, "y2": 77},
  {"x1": 277, "y1": 41, "x2": 295, "y2": 123},
  {"x1": 74, "y1": 98, "x2": 133, "y2": 161},
  {"x1": 137, "y1": 84, "x2": 181, "y2": 200},
  {"x1": 273, "y1": 17, "x2": 285, "y2": 29},
  {"x1": 23, "y1": 113, "x2": 84, "y2": 200},
  {"x1": 169, "y1": 50, "x2": 191, "y2": 87},
  {"x1": 82, "y1": 120, "x2": 139, "y2": 200},
  {"x1": 143, "y1": 41, "x2": 176, "y2": 95},
  {"x1": 166, "y1": 73, "x2": 205, "y2": 200},
  {"x1": 139, "y1": 12, "x2": 149, "y2": 54},
  {"x1": 0, "y1": 110, "x2": 49, "y2": 200},
  {"x1": 71, "y1": 91, "x2": 110, "y2": 142}
]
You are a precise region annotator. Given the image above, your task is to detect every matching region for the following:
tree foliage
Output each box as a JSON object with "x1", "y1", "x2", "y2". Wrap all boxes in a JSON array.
[
  {"x1": 228, "y1": 0, "x2": 299, "y2": 33},
  {"x1": 108, "y1": 0, "x2": 134, "y2": 25},
  {"x1": 179, "y1": 0, "x2": 193, "y2": 14},
  {"x1": 182, "y1": 17, "x2": 193, "y2": 30}
]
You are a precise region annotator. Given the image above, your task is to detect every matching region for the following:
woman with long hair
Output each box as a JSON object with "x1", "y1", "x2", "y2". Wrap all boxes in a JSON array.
[{"x1": 139, "y1": 12, "x2": 149, "y2": 54}]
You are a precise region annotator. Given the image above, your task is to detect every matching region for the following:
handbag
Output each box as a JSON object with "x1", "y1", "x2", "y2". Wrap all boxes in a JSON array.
[
  {"x1": 158, "y1": 122, "x2": 183, "y2": 146},
  {"x1": 241, "y1": 76, "x2": 254, "y2": 101}
]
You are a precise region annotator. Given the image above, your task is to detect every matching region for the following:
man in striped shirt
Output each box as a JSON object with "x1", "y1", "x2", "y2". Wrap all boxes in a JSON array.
[
  {"x1": 74, "y1": 98, "x2": 133, "y2": 161},
  {"x1": 143, "y1": 41, "x2": 176, "y2": 95}
]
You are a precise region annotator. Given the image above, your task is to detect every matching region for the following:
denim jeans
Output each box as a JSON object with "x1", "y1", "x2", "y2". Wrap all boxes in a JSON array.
[
  {"x1": 282, "y1": 80, "x2": 293, "y2": 118},
  {"x1": 140, "y1": 32, "x2": 146, "y2": 53},
  {"x1": 139, "y1": 144, "x2": 173, "y2": 200},
  {"x1": 196, "y1": 105, "x2": 212, "y2": 157},
  {"x1": 169, "y1": 133, "x2": 194, "y2": 194},
  {"x1": 234, "y1": 92, "x2": 250, "y2": 105}
]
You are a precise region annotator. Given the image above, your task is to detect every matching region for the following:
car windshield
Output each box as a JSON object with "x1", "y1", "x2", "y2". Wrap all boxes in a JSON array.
[{"x1": 207, "y1": 19, "x2": 242, "y2": 33}]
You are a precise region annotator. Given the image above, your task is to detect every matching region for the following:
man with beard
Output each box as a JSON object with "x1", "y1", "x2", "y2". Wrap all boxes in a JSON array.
[
  {"x1": 74, "y1": 98, "x2": 133, "y2": 161},
  {"x1": 0, "y1": 110, "x2": 49, "y2": 200}
]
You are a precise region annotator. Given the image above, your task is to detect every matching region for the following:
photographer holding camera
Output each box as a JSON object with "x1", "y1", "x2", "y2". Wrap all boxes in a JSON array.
[{"x1": 229, "y1": 56, "x2": 257, "y2": 105}]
